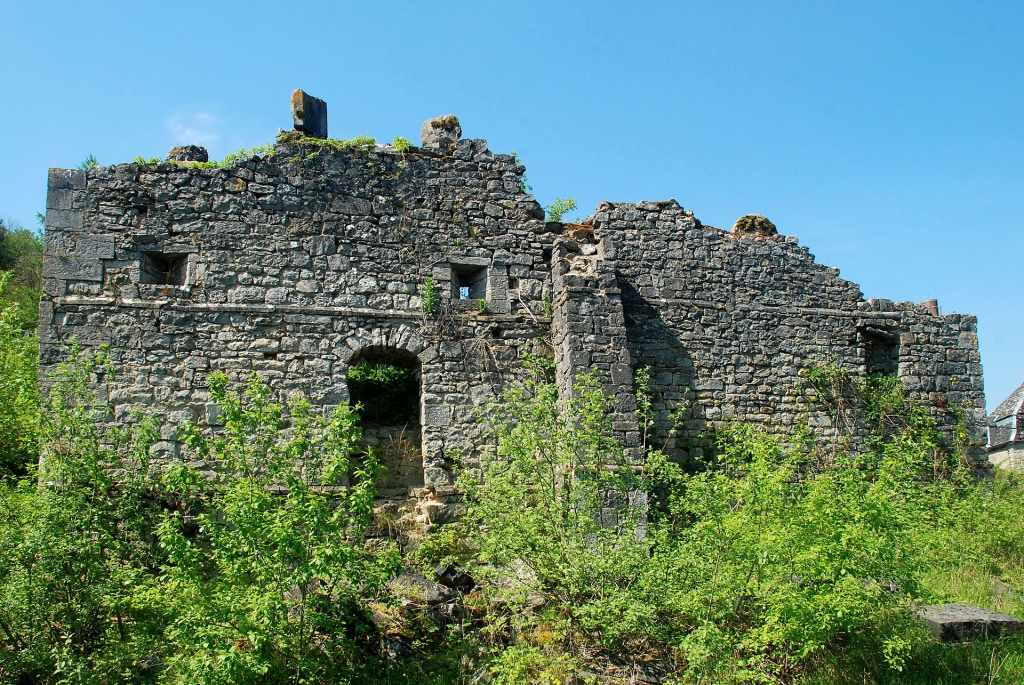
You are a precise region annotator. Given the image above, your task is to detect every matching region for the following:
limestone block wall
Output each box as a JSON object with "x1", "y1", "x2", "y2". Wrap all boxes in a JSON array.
[
  {"x1": 590, "y1": 200, "x2": 986, "y2": 463},
  {"x1": 38, "y1": 116, "x2": 989, "y2": 501},
  {"x1": 39, "y1": 134, "x2": 558, "y2": 502}
]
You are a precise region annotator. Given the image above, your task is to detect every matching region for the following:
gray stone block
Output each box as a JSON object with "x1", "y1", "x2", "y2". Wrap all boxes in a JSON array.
[
  {"x1": 166, "y1": 145, "x2": 209, "y2": 163},
  {"x1": 76, "y1": 234, "x2": 116, "y2": 259},
  {"x1": 291, "y1": 89, "x2": 328, "y2": 139},
  {"x1": 308, "y1": 235, "x2": 335, "y2": 256},
  {"x1": 45, "y1": 209, "x2": 83, "y2": 231},
  {"x1": 918, "y1": 604, "x2": 1024, "y2": 643},
  {"x1": 421, "y1": 114, "x2": 461, "y2": 149},
  {"x1": 42, "y1": 255, "x2": 103, "y2": 282}
]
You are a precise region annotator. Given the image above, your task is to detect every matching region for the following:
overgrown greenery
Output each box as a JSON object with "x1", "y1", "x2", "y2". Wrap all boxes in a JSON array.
[
  {"x1": 0, "y1": 359, "x2": 400, "y2": 684},
  {"x1": 0, "y1": 220, "x2": 43, "y2": 477},
  {"x1": 409, "y1": 363, "x2": 1024, "y2": 683},
  {"x1": 0, "y1": 273, "x2": 39, "y2": 476},
  {"x1": 544, "y1": 197, "x2": 578, "y2": 223},
  {"x1": 2, "y1": 316, "x2": 1024, "y2": 682},
  {"x1": 0, "y1": 218, "x2": 44, "y2": 320}
]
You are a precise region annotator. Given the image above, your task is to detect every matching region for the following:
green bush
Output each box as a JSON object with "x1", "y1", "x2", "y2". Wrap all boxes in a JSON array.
[
  {"x1": 415, "y1": 365, "x2": 1024, "y2": 683},
  {"x1": 543, "y1": 197, "x2": 577, "y2": 223},
  {"x1": 4, "y1": 339, "x2": 1024, "y2": 683},
  {"x1": 0, "y1": 362, "x2": 402, "y2": 684},
  {"x1": 148, "y1": 372, "x2": 399, "y2": 683},
  {"x1": 0, "y1": 272, "x2": 39, "y2": 476},
  {"x1": 0, "y1": 218, "x2": 44, "y2": 321},
  {"x1": 0, "y1": 347, "x2": 164, "y2": 682}
]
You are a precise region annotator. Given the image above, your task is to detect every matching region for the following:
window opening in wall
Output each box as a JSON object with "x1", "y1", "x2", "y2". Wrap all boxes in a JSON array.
[
  {"x1": 860, "y1": 326, "x2": 899, "y2": 375},
  {"x1": 348, "y1": 362, "x2": 419, "y2": 426},
  {"x1": 452, "y1": 263, "x2": 487, "y2": 300},
  {"x1": 140, "y1": 252, "x2": 188, "y2": 285},
  {"x1": 347, "y1": 347, "x2": 421, "y2": 427}
]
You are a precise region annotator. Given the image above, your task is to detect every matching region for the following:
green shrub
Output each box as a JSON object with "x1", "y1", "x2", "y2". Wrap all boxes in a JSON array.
[
  {"x1": 543, "y1": 197, "x2": 577, "y2": 223},
  {"x1": 0, "y1": 218, "x2": 43, "y2": 320},
  {"x1": 0, "y1": 346, "x2": 164, "y2": 682},
  {"x1": 0, "y1": 273, "x2": 39, "y2": 476},
  {"x1": 453, "y1": 364, "x2": 649, "y2": 681},
  {"x1": 392, "y1": 136, "x2": 413, "y2": 153},
  {"x1": 5, "y1": 340, "x2": 1024, "y2": 683},
  {"x1": 149, "y1": 372, "x2": 399, "y2": 683}
]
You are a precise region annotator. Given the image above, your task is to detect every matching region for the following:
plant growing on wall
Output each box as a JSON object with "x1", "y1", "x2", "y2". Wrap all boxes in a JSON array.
[
  {"x1": 422, "y1": 276, "x2": 438, "y2": 315},
  {"x1": 544, "y1": 197, "x2": 578, "y2": 223}
]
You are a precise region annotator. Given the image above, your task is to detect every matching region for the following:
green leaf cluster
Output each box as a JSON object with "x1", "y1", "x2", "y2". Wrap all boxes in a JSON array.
[
  {"x1": 0, "y1": 272, "x2": 39, "y2": 476},
  {"x1": 543, "y1": 197, "x2": 577, "y2": 223},
  {"x1": 0, "y1": 360, "x2": 401, "y2": 683},
  {"x1": 0, "y1": 218, "x2": 43, "y2": 322},
  {"x1": 428, "y1": 367, "x2": 1024, "y2": 683}
]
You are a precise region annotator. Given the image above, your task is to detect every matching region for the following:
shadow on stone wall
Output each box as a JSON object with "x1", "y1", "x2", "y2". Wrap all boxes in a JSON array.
[{"x1": 619, "y1": 279, "x2": 705, "y2": 467}]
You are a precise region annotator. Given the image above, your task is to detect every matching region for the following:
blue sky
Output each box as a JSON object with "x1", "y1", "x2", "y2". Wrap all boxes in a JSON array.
[{"x1": 2, "y1": 1, "x2": 1021, "y2": 410}]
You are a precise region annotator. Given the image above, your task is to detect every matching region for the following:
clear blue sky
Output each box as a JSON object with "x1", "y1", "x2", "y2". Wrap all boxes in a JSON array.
[{"x1": 2, "y1": 1, "x2": 1021, "y2": 410}]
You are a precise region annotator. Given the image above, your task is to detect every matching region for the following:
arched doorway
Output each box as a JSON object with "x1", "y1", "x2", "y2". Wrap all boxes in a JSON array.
[{"x1": 346, "y1": 346, "x2": 424, "y2": 495}]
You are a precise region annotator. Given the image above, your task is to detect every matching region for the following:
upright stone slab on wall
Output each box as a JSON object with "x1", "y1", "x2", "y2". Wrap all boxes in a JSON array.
[
  {"x1": 291, "y1": 89, "x2": 328, "y2": 139},
  {"x1": 37, "y1": 105, "x2": 989, "y2": 515}
]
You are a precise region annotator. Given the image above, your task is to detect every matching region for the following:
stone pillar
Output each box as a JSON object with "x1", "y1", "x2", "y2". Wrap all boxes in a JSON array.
[
  {"x1": 291, "y1": 89, "x2": 328, "y2": 139},
  {"x1": 550, "y1": 239, "x2": 642, "y2": 462}
]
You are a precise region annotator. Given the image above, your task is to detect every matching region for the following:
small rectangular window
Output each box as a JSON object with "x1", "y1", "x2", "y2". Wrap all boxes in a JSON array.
[
  {"x1": 141, "y1": 252, "x2": 189, "y2": 285},
  {"x1": 452, "y1": 264, "x2": 487, "y2": 300},
  {"x1": 859, "y1": 326, "x2": 899, "y2": 375}
]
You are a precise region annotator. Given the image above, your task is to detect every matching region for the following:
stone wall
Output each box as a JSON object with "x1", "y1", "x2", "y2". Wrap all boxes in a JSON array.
[
  {"x1": 38, "y1": 111, "x2": 989, "y2": 521},
  {"x1": 590, "y1": 200, "x2": 986, "y2": 464}
]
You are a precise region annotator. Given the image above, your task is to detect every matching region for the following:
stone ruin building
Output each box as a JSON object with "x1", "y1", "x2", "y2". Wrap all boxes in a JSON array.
[
  {"x1": 987, "y1": 381, "x2": 1024, "y2": 469},
  {"x1": 38, "y1": 90, "x2": 988, "y2": 523}
]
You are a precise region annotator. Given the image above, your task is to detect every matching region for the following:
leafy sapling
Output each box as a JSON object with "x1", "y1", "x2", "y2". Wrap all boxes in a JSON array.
[
  {"x1": 422, "y1": 276, "x2": 438, "y2": 315},
  {"x1": 544, "y1": 197, "x2": 578, "y2": 223}
]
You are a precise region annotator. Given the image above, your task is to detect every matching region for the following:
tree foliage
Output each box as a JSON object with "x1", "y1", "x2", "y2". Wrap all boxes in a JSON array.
[
  {"x1": 0, "y1": 218, "x2": 44, "y2": 322},
  {"x1": 0, "y1": 272, "x2": 39, "y2": 476},
  {"x1": 2, "y1": 343, "x2": 1024, "y2": 683}
]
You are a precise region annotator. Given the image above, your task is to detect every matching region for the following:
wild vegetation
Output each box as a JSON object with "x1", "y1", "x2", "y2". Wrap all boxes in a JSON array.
[
  {"x1": 544, "y1": 198, "x2": 578, "y2": 223},
  {"x1": 1, "y1": 248, "x2": 1024, "y2": 683}
]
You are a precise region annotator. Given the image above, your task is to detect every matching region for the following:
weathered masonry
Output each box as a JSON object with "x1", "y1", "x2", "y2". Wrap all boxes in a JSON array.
[{"x1": 39, "y1": 92, "x2": 988, "y2": 519}]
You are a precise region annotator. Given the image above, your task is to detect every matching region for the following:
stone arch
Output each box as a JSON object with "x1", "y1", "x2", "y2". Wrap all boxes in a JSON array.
[
  {"x1": 342, "y1": 326, "x2": 435, "y2": 497},
  {"x1": 338, "y1": 324, "x2": 432, "y2": 375}
]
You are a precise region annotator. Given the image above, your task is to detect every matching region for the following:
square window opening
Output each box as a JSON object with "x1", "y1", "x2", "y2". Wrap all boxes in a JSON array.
[
  {"x1": 860, "y1": 326, "x2": 899, "y2": 376},
  {"x1": 452, "y1": 264, "x2": 487, "y2": 300},
  {"x1": 141, "y1": 252, "x2": 189, "y2": 285}
]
